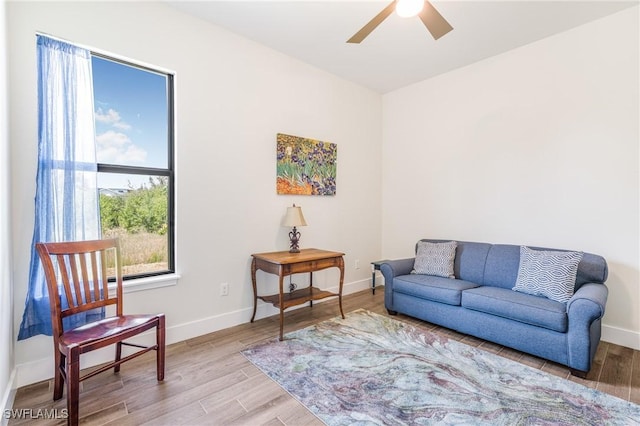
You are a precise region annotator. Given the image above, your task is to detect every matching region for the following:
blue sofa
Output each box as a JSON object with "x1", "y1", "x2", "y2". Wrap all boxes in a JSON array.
[{"x1": 381, "y1": 239, "x2": 608, "y2": 374}]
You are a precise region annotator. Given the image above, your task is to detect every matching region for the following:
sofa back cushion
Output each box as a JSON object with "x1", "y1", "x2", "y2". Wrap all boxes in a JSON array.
[
  {"x1": 417, "y1": 239, "x2": 609, "y2": 291},
  {"x1": 482, "y1": 244, "x2": 608, "y2": 290},
  {"x1": 483, "y1": 245, "x2": 522, "y2": 289},
  {"x1": 417, "y1": 239, "x2": 490, "y2": 283}
]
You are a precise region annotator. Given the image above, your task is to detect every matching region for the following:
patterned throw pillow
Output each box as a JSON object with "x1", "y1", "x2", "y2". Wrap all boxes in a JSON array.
[
  {"x1": 513, "y1": 246, "x2": 583, "y2": 303},
  {"x1": 412, "y1": 241, "x2": 457, "y2": 278}
]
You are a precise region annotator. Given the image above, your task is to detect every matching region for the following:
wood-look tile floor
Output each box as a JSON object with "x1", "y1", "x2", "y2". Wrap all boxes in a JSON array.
[{"x1": 10, "y1": 288, "x2": 640, "y2": 425}]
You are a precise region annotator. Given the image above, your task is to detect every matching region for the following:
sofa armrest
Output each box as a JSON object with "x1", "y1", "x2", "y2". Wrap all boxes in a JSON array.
[
  {"x1": 381, "y1": 258, "x2": 414, "y2": 313},
  {"x1": 380, "y1": 258, "x2": 415, "y2": 283},
  {"x1": 567, "y1": 283, "x2": 608, "y2": 321},
  {"x1": 566, "y1": 282, "x2": 608, "y2": 372}
]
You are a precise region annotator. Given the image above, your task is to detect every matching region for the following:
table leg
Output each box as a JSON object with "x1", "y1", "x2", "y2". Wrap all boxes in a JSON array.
[
  {"x1": 250, "y1": 258, "x2": 258, "y2": 322},
  {"x1": 309, "y1": 272, "x2": 313, "y2": 308},
  {"x1": 338, "y1": 257, "x2": 345, "y2": 319},
  {"x1": 278, "y1": 271, "x2": 285, "y2": 341},
  {"x1": 372, "y1": 268, "x2": 376, "y2": 295}
]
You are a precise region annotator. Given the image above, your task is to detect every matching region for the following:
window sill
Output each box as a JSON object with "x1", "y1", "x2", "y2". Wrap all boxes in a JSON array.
[{"x1": 121, "y1": 273, "x2": 180, "y2": 293}]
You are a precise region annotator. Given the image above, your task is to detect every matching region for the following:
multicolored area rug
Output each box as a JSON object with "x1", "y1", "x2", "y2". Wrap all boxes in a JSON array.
[{"x1": 242, "y1": 310, "x2": 640, "y2": 425}]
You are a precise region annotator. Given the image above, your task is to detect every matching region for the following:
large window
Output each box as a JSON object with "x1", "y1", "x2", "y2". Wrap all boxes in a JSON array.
[{"x1": 92, "y1": 55, "x2": 174, "y2": 278}]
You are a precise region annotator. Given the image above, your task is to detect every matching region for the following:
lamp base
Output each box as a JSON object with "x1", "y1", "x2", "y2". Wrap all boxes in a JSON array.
[{"x1": 289, "y1": 226, "x2": 301, "y2": 253}]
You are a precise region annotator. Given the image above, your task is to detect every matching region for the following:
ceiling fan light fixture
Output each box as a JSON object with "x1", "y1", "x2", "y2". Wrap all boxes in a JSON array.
[
  {"x1": 396, "y1": 0, "x2": 424, "y2": 18},
  {"x1": 347, "y1": 0, "x2": 451, "y2": 44}
]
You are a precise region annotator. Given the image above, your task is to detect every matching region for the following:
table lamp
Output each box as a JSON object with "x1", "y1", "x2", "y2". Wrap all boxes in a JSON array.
[{"x1": 282, "y1": 204, "x2": 307, "y2": 253}]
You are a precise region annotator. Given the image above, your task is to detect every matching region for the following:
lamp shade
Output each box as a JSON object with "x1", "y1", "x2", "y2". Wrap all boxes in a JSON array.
[{"x1": 282, "y1": 205, "x2": 308, "y2": 227}]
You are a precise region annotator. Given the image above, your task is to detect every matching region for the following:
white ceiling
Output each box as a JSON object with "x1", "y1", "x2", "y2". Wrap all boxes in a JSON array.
[{"x1": 167, "y1": 1, "x2": 638, "y2": 93}]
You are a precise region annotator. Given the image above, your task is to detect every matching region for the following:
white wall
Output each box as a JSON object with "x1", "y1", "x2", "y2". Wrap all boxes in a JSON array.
[
  {"x1": 1, "y1": 0, "x2": 16, "y2": 417},
  {"x1": 8, "y1": 1, "x2": 382, "y2": 386},
  {"x1": 382, "y1": 7, "x2": 639, "y2": 348}
]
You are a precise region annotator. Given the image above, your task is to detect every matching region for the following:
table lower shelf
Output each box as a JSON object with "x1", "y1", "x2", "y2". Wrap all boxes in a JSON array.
[{"x1": 258, "y1": 286, "x2": 338, "y2": 310}]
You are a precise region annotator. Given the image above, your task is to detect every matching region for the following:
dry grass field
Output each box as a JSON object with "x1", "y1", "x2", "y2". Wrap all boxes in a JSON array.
[{"x1": 102, "y1": 228, "x2": 168, "y2": 275}]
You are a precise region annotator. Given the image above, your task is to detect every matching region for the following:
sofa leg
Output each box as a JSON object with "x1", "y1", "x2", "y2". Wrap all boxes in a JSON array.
[
  {"x1": 387, "y1": 309, "x2": 398, "y2": 316},
  {"x1": 570, "y1": 368, "x2": 588, "y2": 379}
]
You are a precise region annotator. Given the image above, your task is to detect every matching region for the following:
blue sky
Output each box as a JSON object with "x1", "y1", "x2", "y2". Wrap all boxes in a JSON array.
[{"x1": 92, "y1": 56, "x2": 168, "y2": 189}]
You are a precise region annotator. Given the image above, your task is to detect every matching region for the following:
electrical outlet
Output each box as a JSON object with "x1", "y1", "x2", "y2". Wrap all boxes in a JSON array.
[
  {"x1": 220, "y1": 282, "x2": 229, "y2": 296},
  {"x1": 355, "y1": 259, "x2": 360, "y2": 270}
]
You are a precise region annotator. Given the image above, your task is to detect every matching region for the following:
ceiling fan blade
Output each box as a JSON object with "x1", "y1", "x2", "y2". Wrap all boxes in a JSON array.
[
  {"x1": 418, "y1": 1, "x2": 453, "y2": 40},
  {"x1": 347, "y1": 1, "x2": 397, "y2": 44}
]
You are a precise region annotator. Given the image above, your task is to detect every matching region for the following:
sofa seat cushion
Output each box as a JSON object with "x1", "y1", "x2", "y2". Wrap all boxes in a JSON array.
[
  {"x1": 393, "y1": 275, "x2": 480, "y2": 306},
  {"x1": 461, "y1": 286, "x2": 567, "y2": 333}
]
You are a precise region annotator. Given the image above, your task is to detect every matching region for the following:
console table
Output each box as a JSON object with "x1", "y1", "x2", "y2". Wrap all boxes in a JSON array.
[{"x1": 250, "y1": 248, "x2": 345, "y2": 340}]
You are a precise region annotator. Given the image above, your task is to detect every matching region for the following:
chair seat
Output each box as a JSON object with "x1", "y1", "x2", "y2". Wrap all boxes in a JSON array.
[{"x1": 60, "y1": 314, "x2": 160, "y2": 348}]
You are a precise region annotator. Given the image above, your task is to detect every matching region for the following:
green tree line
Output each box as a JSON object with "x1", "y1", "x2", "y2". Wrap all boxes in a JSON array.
[{"x1": 100, "y1": 177, "x2": 168, "y2": 235}]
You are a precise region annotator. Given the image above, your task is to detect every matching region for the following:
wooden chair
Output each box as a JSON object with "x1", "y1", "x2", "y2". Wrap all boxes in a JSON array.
[{"x1": 36, "y1": 238, "x2": 165, "y2": 426}]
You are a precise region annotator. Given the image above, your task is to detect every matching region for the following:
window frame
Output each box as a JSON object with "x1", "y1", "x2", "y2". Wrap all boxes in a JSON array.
[{"x1": 92, "y1": 52, "x2": 176, "y2": 280}]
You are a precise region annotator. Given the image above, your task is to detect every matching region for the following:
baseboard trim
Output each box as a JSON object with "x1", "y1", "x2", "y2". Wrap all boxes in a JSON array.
[
  {"x1": 602, "y1": 324, "x2": 640, "y2": 350},
  {"x1": 14, "y1": 278, "x2": 373, "y2": 388},
  {"x1": 164, "y1": 278, "x2": 373, "y2": 344},
  {"x1": 1, "y1": 368, "x2": 17, "y2": 426}
]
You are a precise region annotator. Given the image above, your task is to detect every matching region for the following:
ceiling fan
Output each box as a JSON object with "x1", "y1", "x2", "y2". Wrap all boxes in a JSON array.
[{"x1": 347, "y1": 0, "x2": 453, "y2": 44}]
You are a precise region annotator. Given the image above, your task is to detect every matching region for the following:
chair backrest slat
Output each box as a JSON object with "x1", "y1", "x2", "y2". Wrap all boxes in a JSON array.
[
  {"x1": 90, "y1": 251, "x2": 100, "y2": 303},
  {"x1": 36, "y1": 239, "x2": 124, "y2": 334},
  {"x1": 71, "y1": 254, "x2": 85, "y2": 307},
  {"x1": 56, "y1": 254, "x2": 77, "y2": 308},
  {"x1": 79, "y1": 253, "x2": 92, "y2": 304},
  {"x1": 70, "y1": 254, "x2": 82, "y2": 306}
]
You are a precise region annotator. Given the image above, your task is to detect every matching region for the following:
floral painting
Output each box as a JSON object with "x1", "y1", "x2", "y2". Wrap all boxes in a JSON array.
[{"x1": 276, "y1": 133, "x2": 337, "y2": 196}]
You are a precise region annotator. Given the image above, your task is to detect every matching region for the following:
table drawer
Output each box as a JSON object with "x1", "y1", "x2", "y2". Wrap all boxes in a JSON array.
[{"x1": 284, "y1": 256, "x2": 342, "y2": 274}]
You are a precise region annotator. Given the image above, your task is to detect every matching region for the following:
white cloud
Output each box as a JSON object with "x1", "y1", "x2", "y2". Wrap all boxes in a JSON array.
[
  {"x1": 95, "y1": 107, "x2": 131, "y2": 131},
  {"x1": 113, "y1": 121, "x2": 132, "y2": 131},
  {"x1": 96, "y1": 130, "x2": 147, "y2": 164}
]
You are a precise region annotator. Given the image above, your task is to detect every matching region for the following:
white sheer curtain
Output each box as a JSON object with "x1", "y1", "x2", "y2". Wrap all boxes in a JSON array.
[{"x1": 18, "y1": 35, "x2": 102, "y2": 340}]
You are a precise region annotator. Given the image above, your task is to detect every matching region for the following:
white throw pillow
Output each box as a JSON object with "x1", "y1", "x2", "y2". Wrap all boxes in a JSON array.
[
  {"x1": 513, "y1": 246, "x2": 583, "y2": 303},
  {"x1": 412, "y1": 241, "x2": 457, "y2": 278}
]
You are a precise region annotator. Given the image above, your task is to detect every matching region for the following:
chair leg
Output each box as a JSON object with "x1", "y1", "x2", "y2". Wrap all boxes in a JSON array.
[
  {"x1": 157, "y1": 315, "x2": 165, "y2": 381},
  {"x1": 66, "y1": 350, "x2": 81, "y2": 426},
  {"x1": 114, "y1": 342, "x2": 122, "y2": 373},
  {"x1": 53, "y1": 350, "x2": 64, "y2": 400}
]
